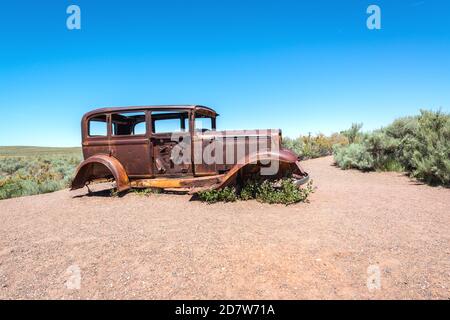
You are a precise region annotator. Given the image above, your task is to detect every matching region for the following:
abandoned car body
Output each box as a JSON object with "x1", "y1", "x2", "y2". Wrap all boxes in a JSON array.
[{"x1": 71, "y1": 105, "x2": 309, "y2": 194}]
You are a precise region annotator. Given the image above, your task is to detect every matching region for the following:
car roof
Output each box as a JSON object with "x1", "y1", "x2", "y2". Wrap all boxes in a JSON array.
[{"x1": 83, "y1": 105, "x2": 218, "y2": 119}]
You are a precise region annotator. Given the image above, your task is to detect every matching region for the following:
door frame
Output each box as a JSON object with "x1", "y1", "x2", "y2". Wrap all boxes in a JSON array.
[
  {"x1": 149, "y1": 109, "x2": 193, "y2": 177},
  {"x1": 107, "y1": 110, "x2": 153, "y2": 178}
]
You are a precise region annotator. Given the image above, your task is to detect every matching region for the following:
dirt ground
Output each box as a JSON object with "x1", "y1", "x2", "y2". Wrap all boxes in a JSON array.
[{"x1": 0, "y1": 156, "x2": 449, "y2": 299}]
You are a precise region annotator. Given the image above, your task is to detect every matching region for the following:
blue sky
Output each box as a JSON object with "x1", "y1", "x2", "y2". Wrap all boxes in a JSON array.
[{"x1": 0, "y1": 0, "x2": 449, "y2": 146}]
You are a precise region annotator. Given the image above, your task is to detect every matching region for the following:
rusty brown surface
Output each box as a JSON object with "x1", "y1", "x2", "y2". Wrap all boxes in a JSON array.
[
  {"x1": 130, "y1": 174, "x2": 225, "y2": 190},
  {"x1": 72, "y1": 105, "x2": 309, "y2": 193},
  {"x1": 71, "y1": 154, "x2": 130, "y2": 192}
]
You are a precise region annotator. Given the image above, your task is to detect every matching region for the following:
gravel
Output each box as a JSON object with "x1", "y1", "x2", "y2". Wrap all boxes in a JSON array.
[{"x1": 0, "y1": 156, "x2": 449, "y2": 299}]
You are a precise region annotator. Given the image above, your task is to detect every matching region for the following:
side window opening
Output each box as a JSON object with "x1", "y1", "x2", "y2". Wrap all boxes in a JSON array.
[
  {"x1": 194, "y1": 113, "x2": 215, "y2": 132},
  {"x1": 88, "y1": 115, "x2": 108, "y2": 137},
  {"x1": 152, "y1": 111, "x2": 189, "y2": 134},
  {"x1": 195, "y1": 116, "x2": 213, "y2": 132},
  {"x1": 134, "y1": 122, "x2": 146, "y2": 135},
  {"x1": 111, "y1": 112, "x2": 146, "y2": 136}
]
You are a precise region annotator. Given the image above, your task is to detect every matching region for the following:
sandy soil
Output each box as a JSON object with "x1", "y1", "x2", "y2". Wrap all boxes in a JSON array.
[{"x1": 0, "y1": 156, "x2": 449, "y2": 299}]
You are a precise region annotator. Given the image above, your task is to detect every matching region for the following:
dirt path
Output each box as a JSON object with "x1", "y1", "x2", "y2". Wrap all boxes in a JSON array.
[{"x1": 0, "y1": 156, "x2": 449, "y2": 299}]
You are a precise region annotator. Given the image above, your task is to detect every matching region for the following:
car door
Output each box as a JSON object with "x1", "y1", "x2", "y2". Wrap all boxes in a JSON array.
[
  {"x1": 150, "y1": 110, "x2": 192, "y2": 176},
  {"x1": 109, "y1": 111, "x2": 153, "y2": 177},
  {"x1": 192, "y1": 112, "x2": 218, "y2": 176}
]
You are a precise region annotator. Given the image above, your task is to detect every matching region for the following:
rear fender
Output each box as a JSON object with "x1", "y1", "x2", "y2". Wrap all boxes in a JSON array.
[{"x1": 71, "y1": 154, "x2": 130, "y2": 192}]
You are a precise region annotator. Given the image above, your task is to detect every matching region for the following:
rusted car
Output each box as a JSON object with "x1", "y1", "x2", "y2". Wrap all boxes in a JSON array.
[{"x1": 71, "y1": 105, "x2": 309, "y2": 194}]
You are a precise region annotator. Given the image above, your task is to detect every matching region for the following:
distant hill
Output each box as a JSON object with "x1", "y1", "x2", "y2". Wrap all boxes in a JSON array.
[{"x1": 0, "y1": 146, "x2": 82, "y2": 157}]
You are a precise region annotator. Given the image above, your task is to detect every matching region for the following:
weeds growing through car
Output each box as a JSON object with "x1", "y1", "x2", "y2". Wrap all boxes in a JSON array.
[
  {"x1": 131, "y1": 188, "x2": 162, "y2": 196},
  {"x1": 198, "y1": 186, "x2": 238, "y2": 203},
  {"x1": 198, "y1": 179, "x2": 314, "y2": 205},
  {"x1": 109, "y1": 188, "x2": 119, "y2": 197}
]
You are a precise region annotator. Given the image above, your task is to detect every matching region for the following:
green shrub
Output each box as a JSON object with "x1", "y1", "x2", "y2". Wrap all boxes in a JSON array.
[
  {"x1": 333, "y1": 110, "x2": 450, "y2": 186},
  {"x1": 255, "y1": 179, "x2": 314, "y2": 205},
  {"x1": 239, "y1": 179, "x2": 260, "y2": 200},
  {"x1": 283, "y1": 133, "x2": 348, "y2": 160},
  {"x1": 0, "y1": 178, "x2": 24, "y2": 200},
  {"x1": 198, "y1": 186, "x2": 238, "y2": 204},
  {"x1": 409, "y1": 110, "x2": 450, "y2": 185},
  {"x1": 39, "y1": 180, "x2": 63, "y2": 194},
  {"x1": 340, "y1": 123, "x2": 363, "y2": 144},
  {"x1": 333, "y1": 143, "x2": 374, "y2": 171},
  {"x1": 282, "y1": 137, "x2": 304, "y2": 156},
  {"x1": 0, "y1": 150, "x2": 82, "y2": 200},
  {"x1": 198, "y1": 179, "x2": 314, "y2": 205}
]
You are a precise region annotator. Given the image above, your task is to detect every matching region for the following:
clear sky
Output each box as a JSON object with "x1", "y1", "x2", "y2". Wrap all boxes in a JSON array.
[{"x1": 0, "y1": 0, "x2": 449, "y2": 146}]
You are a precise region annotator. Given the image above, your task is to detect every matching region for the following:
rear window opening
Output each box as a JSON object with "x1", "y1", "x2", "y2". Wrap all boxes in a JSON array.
[
  {"x1": 88, "y1": 115, "x2": 108, "y2": 137},
  {"x1": 111, "y1": 112, "x2": 146, "y2": 136}
]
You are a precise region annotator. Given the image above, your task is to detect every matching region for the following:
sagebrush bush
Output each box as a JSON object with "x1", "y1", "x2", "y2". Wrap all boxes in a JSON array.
[
  {"x1": 283, "y1": 133, "x2": 348, "y2": 160},
  {"x1": 333, "y1": 110, "x2": 450, "y2": 186},
  {"x1": 409, "y1": 110, "x2": 450, "y2": 185},
  {"x1": 0, "y1": 153, "x2": 82, "y2": 200},
  {"x1": 333, "y1": 143, "x2": 374, "y2": 171},
  {"x1": 198, "y1": 179, "x2": 314, "y2": 205},
  {"x1": 341, "y1": 123, "x2": 363, "y2": 144}
]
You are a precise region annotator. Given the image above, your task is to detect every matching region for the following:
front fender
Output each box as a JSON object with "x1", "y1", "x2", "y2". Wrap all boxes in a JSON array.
[
  {"x1": 71, "y1": 154, "x2": 130, "y2": 192},
  {"x1": 216, "y1": 148, "x2": 308, "y2": 189}
]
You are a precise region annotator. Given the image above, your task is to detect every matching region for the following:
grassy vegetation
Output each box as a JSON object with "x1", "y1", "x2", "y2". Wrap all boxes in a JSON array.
[
  {"x1": 282, "y1": 133, "x2": 348, "y2": 160},
  {"x1": 198, "y1": 179, "x2": 314, "y2": 205},
  {"x1": 333, "y1": 110, "x2": 450, "y2": 186},
  {"x1": 0, "y1": 147, "x2": 82, "y2": 200},
  {"x1": 130, "y1": 188, "x2": 163, "y2": 196}
]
